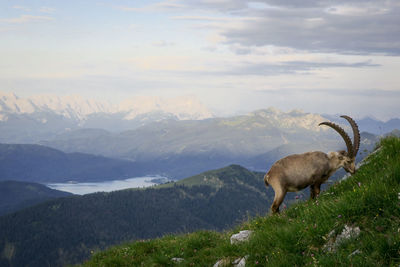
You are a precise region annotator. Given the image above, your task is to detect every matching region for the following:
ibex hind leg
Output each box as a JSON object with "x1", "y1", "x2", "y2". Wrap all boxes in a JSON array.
[
  {"x1": 271, "y1": 187, "x2": 287, "y2": 214},
  {"x1": 264, "y1": 174, "x2": 270, "y2": 187}
]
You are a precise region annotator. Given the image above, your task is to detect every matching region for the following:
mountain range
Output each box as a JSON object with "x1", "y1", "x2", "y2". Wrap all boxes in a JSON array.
[
  {"x1": 0, "y1": 91, "x2": 213, "y2": 143},
  {"x1": 37, "y1": 109, "x2": 380, "y2": 179},
  {"x1": 0, "y1": 92, "x2": 213, "y2": 121},
  {"x1": 0, "y1": 143, "x2": 149, "y2": 183},
  {"x1": 1, "y1": 91, "x2": 399, "y2": 145},
  {"x1": 0, "y1": 98, "x2": 386, "y2": 180}
]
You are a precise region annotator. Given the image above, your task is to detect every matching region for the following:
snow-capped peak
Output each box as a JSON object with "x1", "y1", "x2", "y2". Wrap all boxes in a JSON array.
[
  {"x1": 119, "y1": 95, "x2": 213, "y2": 120},
  {"x1": 250, "y1": 108, "x2": 328, "y2": 132},
  {"x1": 0, "y1": 91, "x2": 214, "y2": 122},
  {"x1": 29, "y1": 94, "x2": 114, "y2": 120}
]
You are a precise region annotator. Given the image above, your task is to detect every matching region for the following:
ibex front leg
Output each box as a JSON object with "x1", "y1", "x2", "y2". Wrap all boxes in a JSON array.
[{"x1": 310, "y1": 184, "x2": 321, "y2": 199}]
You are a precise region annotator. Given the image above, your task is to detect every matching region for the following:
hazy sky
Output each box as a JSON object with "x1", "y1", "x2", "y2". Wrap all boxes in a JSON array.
[{"x1": 1, "y1": 0, "x2": 399, "y2": 120}]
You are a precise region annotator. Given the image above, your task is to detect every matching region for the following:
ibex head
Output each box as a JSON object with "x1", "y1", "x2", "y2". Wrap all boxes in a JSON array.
[{"x1": 319, "y1": 115, "x2": 360, "y2": 174}]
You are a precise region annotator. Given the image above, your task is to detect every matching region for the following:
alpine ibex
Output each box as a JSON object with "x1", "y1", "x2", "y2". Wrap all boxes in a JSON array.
[{"x1": 264, "y1": 115, "x2": 360, "y2": 213}]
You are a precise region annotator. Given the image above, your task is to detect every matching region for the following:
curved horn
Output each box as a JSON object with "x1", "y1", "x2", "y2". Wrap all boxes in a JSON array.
[
  {"x1": 340, "y1": 115, "x2": 360, "y2": 157},
  {"x1": 319, "y1": 121, "x2": 354, "y2": 157}
]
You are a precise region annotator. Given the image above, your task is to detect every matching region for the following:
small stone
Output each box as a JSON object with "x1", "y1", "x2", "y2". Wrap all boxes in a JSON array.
[
  {"x1": 348, "y1": 249, "x2": 361, "y2": 257},
  {"x1": 233, "y1": 255, "x2": 248, "y2": 267},
  {"x1": 213, "y1": 258, "x2": 230, "y2": 267},
  {"x1": 171, "y1": 257, "x2": 184, "y2": 263},
  {"x1": 230, "y1": 230, "x2": 253, "y2": 244}
]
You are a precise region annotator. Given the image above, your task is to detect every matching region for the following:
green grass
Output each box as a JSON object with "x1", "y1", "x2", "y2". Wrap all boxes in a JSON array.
[{"x1": 81, "y1": 137, "x2": 400, "y2": 267}]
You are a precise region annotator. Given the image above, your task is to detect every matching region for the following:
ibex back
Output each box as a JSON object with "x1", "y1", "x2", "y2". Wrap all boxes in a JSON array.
[{"x1": 264, "y1": 115, "x2": 360, "y2": 214}]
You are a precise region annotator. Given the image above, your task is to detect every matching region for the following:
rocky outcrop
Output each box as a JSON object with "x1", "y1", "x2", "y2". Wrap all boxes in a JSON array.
[
  {"x1": 323, "y1": 225, "x2": 361, "y2": 252},
  {"x1": 230, "y1": 230, "x2": 253, "y2": 245}
]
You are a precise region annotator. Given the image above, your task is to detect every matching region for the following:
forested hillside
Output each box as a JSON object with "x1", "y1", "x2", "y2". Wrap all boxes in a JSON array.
[
  {"x1": 0, "y1": 180, "x2": 72, "y2": 216},
  {"x1": 0, "y1": 165, "x2": 275, "y2": 267}
]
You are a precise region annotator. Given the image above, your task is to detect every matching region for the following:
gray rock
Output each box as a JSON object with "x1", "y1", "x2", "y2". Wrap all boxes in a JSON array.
[
  {"x1": 233, "y1": 256, "x2": 248, "y2": 267},
  {"x1": 214, "y1": 256, "x2": 248, "y2": 267},
  {"x1": 348, "y1": 249, "x2": 361, "y2": 257},
  {"x1": 324, "y1": 225, "x2": 361, "y2": 252},
  {"x1": 213, "y1": 258, "x2": 229, "y2": 267},
  {"x1": 171, "y1": 257, "x2": 184, "y2": 263},
  {"x1": 230, "y1": 230, "x2": 253, "y2": 244},
  {"x1": 336, "y1": 225, "x2": 360, "y2": 245}
]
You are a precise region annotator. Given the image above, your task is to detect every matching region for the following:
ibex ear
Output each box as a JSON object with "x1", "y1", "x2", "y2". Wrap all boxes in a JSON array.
[{"x1": 338, "y1": 150, "x2": 347, "y2": 160}]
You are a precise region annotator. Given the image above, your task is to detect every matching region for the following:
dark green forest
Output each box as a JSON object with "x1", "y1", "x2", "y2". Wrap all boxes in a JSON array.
[
  {"x1": 0, "y1": 165, "x2": 280, "y2": 267},
  {"x1": 0, "y1": 180, "x2": 72, "y2": 216}
]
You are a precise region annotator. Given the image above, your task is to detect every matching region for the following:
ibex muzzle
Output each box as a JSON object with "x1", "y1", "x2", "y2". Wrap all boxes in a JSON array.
[{"x1": 264, "y1": 115, "x2": 360, "y2": 214}]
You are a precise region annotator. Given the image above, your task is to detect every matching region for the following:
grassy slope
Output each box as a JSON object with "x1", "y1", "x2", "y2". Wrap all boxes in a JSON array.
[{"x1": 81, "y1": 137, "x2": 400, "y2": 267}]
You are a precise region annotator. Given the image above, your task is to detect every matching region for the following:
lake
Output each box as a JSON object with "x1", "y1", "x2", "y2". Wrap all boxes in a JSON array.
[{"x1": 46, "y1": 176, "x2": 170, "y2": 195}]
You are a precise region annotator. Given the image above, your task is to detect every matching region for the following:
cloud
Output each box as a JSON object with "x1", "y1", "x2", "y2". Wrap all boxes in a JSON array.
[
  {"x1": 182, "y1": 0, "x2": 400, "y2": 55},
  {"x1": 255, "y1": 88, "x2": 400, "y2": 98},
  {"x1": 184, "y1": 0, "x2": 248, "y2": 12},
  {"x1": 152, "y1": 40, "x2": 176, "y2": 47},
  {"x1": 170, "y1": 15, "x2": 232, "y2": 22},
  {"x1": 0, "y1": 15, "x2": 54, "y2": 24},
  {"x1": 12, "y1": 6, "x2": 31, "y2": 12},
  {"x1": 39, "y1": 7, "x2": 56, "y2": 14},
  {"x1": 184, "y1": 59, "x2": 380, "y2": 76},
  {"x1": 116, "y1": 1, "x2": 185, "y2": 12}
]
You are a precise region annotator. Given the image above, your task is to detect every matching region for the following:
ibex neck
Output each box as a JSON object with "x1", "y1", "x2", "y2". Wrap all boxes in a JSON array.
[{"x1": 327, "y1": 151, "x2": 343, "y2": 171}]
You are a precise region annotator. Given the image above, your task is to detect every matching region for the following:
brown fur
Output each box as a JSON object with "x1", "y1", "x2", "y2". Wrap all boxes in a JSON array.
[
  {"x1": 264, "y1": 115, "x2": 359, "y2": 214},
  {"x1": 265, "y1": 150, "x2": 356, "y2": 213}
]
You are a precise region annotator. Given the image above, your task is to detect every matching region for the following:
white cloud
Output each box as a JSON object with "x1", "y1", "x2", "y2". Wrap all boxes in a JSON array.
[
  {"x1": 152, "y1": 40, "x2": 175, "y2": 47},
  {"x1": 170, "y1": 15, "x2": 232, "y2": 21},
  {"x1": 39, "y1": 7, "x2": 56, "y2": 14},
  {"x1": 324, "y1": 5, "x2": 390, "y2": 16},
  {"x1": 0, "y1": 15, "x2": 54, "y2": 24},
  {"x1": 116, "y1": 1, "x2": 185, "y2": 12},
  {"x1": 12, "y1": 6, "x2": 31, "y2": 12}
]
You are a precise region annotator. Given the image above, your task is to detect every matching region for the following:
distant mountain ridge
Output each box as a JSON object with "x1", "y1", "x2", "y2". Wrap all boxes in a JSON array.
[
  {"x1": 0, "y1": 108, "x2": 384, "y2": 181},
  {"x1": 0, "y1": 91, "x2": 214, "y2": 142},
  {"x1": 0, "y1": 143, "x2": 149, "y2": 183},
  {"x1": 322, "y1": 113, "x2": 400, "y2": 135},
  {"x1": 41, "y1": 108, "x2": 332, "y2": 159},
  {"x1": 38, "y1": 109, "x2": 380, "y2": 179},
  {"x1": 1, "y1": 90, "x2": 399, "y2": 145},
  {"x1": 0, "y1": 91, "x2": 213, "y2": 121}
]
